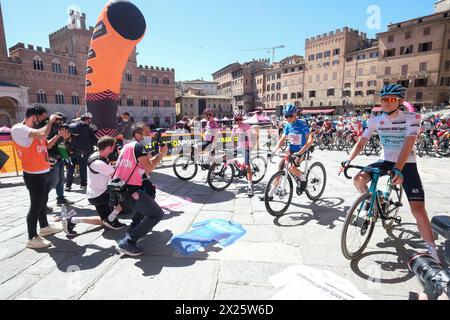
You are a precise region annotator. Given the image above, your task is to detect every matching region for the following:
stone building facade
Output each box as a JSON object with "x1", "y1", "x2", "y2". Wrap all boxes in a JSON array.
[{"x1": 0, "y1": 6, "x2": 176, "y2": 127}]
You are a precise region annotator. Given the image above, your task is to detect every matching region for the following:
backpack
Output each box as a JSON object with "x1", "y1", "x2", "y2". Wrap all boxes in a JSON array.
[{"x1": 87, "y1": 154, "x2": 109, "y2": 175}]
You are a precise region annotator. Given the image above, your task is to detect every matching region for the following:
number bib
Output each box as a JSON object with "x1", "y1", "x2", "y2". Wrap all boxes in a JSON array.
[{"x1": 289, "y1": 134, "x2": 302, "y2": 146}]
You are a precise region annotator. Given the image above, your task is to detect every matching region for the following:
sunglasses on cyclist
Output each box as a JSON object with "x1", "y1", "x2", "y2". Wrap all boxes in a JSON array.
[
  {"x1": 285, "y1": 114, "x2": 295, "y2": 119},
  {"x1": 381, "y1": 97, "x2": 400, "y2": 103}
]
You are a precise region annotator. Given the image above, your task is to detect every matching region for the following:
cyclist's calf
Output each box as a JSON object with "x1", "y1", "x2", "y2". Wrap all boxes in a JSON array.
[{"x1": 353, "y1": 172, "x2": 371, "y2": 194}]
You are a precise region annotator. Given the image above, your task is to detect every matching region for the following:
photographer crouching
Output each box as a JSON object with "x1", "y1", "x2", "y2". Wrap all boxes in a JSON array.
[{"x1": 113, "y1": 123, "x2": 168, "y2": 256}]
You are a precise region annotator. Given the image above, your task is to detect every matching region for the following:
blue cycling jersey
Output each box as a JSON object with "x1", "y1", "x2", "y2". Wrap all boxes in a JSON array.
[{"x1": 284, "y1": 120, "x2": 310, "y2": 152}]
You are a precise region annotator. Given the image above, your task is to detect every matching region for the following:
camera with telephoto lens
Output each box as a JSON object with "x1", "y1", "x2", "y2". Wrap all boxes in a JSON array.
[
  {"x1": 408, "y1": 253, "x2": 450, "y2": 300},
  {"x1": 107, "y1": 177, "x2": 128, "y2": 207},
  {"x1": 146, "y1": 128, "x2": 169, "y2": 155}
]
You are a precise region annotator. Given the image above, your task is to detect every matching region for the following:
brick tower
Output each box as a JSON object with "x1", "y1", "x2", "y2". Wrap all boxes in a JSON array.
[{"x1": 0, "y1": 2, "x2": 8, "y2": 59}]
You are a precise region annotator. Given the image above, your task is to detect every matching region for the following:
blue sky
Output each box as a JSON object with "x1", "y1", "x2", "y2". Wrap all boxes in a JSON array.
[{"x1": 1, "y1": 0, "x2": 434, "y2": 81}]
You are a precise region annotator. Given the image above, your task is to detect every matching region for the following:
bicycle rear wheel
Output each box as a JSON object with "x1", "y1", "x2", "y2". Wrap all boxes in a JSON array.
[
  {"x1": 251, "y1": 156, "x2": 268, "y2": 184},
  {"x1": 173, "y1": 156, "x2": 198, "y2": 181},
  {"x1": 264, "y1": 171, "x2": 294, "y2": 217},
  {"x1": 382, "y1": 185, "x2": 403, "y2": 231},
  {"x1": 207, "y1": 162, "x2": 235, "y2": 191},
  {"x1": 341, "y1": 193, "x2": 377, "y2": 260},
  {"x1": 305, "y1": 162, "x2": 327, "y2": 201}
]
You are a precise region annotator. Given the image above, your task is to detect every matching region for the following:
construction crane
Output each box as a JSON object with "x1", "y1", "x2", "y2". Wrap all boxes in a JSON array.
[{"x1": 238, "y1": 45, "x2": 286, "y2": 64}]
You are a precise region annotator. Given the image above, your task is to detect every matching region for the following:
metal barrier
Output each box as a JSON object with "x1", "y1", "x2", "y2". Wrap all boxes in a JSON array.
[
  {"x1": 0, "y1": 141, "x2": 22, "y2": 177},
  {"x1": 0, "y1": 128, "x2": 265, "y2": 178}
]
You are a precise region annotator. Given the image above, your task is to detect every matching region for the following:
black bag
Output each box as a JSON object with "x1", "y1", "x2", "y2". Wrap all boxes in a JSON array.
[{"x1": 0, "y1": 149, "x2": 9, "y2": 170}]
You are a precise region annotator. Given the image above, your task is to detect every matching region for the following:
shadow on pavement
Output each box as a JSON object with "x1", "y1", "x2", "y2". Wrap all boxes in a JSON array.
[
  {"x1": 151, "y1": 171, "x2": 235, "y2": 204},
  {"x1": 348, "y1": 223, "x2": 442, "y2": 285},
  {"x1": 274, "y1": 197, "x2": 349, "y2": 230}
]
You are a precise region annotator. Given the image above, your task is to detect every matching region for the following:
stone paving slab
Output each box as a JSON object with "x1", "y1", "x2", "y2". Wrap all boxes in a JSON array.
[{"x1": 0, "y1": 148, "x2": 448, "y2": 300}]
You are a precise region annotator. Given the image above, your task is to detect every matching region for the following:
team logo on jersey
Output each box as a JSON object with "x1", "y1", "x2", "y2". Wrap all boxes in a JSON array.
[
  {"x1": 416, "y1": 115, "x2": 421, "y2": 119},
  {"x1": 380, "y1": 121, "x2": 385, "y2": 125}
]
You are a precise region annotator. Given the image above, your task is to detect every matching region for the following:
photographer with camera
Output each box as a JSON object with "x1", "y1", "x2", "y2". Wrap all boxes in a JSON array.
[
  {"x1": 62, "y1": 136, "x2": 126, "y2": 236},
  {"x1": 11, "y1": 105, "x2": 65, "y2": 249},
  {"x1": 114, "y1": 123, "x2": 168, "y2": 257},
  {"x1": 47, "y1": 112, "x2": 73, "y2": 207},
  {"x1": 65, "y1": 113, "x2": 98, "y2": 191}
]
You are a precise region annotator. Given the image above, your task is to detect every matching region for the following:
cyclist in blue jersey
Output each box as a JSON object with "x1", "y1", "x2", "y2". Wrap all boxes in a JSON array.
[
  {"x1": 272, "y1": 104, "x2": 314, "y2": 195},
  {"x1": 340, "y1": 84, "x2": 440, "y2": 263}
]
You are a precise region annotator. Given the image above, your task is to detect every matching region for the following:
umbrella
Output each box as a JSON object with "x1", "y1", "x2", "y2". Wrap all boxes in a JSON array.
[
  {"x1": 222, "y1": 117, "x2": 229, "y2": 121},
  {"x1": 0, "y1": 126, "x2": 11, "y2": 133},
  {"x1": 214, "y1": 117, "x2": 219, "y2": 122},
  {"x1": 243, "y1": 115, "x2": 272, "y2": 125},
  {"x1": 403, "y1": 101, "x2": 415, "y2": 113},
  {"x1": 201, "y1": 119, "x2": 208, "y2": 122}
]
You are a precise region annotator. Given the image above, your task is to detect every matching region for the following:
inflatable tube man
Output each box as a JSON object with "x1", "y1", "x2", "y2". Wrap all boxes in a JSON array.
[{"x1": 86, "y1": 0, "x2": 146, "y2": 137}]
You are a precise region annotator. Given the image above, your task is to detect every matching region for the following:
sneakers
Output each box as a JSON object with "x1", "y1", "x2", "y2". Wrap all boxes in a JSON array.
[
  {"x1": 39, "y1": 225, "x2": 63, "y2": 237},
  {"x1": 103, "y1": 219, "x2": 127, "y2": 231},
  {"x1": 65, "y1": 186, "x2": 72, "y2": 192},
  {"x1": 57, "y1": 198, "x2": 74, "y2": 207},
  {"x1": 26, "y1": 236, "x2": 51, "y2": 249},
  {"x1": 117, "y1": 239, "x2": 144, "y2": 257},
  {"x1": 62, "y1": 217, "x2": 77, "y2": 236}
]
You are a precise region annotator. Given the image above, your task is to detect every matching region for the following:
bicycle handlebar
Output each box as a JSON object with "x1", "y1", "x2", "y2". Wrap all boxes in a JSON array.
[{"x1": 341, "y1": 164, "x2": 393, "y2": 180}]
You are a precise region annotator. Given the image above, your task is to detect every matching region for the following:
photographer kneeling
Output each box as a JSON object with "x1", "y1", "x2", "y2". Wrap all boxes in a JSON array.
[
  {"x1": 62, "y1": 136, "x2": 126, "y2": 236},
  {"x1": 114, "y1": 123, "x2": 168, "y2": 257}
]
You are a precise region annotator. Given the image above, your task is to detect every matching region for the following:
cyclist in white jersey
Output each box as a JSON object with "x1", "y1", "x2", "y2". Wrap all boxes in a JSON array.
[{"x1": 340, "y1": 84, "x2": 440, "y2": 263}]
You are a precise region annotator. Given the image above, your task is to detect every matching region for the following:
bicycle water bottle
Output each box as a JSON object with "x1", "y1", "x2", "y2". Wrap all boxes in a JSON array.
[{"x1": 377, "y1": 191, "x2": 385, "y2": 205}]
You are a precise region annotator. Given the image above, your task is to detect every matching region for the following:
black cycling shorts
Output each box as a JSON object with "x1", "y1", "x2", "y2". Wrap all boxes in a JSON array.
[{"x1": 364, "y1": 161, "x2": 425, "y2": 202}]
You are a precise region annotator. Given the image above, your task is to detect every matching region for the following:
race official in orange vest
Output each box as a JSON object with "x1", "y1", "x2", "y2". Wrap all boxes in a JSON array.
[{"x1": 11, "y1": 105, "x2": 69, "y2": 250}]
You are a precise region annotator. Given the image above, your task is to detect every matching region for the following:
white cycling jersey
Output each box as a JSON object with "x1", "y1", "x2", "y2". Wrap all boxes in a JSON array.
[{"x1": 362, "y1": 111, "x2": 421, "y2": 163}]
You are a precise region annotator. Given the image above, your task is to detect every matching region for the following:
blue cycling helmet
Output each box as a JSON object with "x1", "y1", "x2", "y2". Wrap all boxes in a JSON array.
[
  {"x1": 284, "y1": 104, "x2": 298, "y2": 116},
  {"x1": 380, "y1": 84, "x2": 406, "y2": 98}
]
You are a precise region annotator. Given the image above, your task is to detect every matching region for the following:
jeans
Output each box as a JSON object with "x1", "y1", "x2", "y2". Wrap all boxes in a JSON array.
[
  {"x1": 126, "y1": 190, "x2": 164, "y2": 243},
  {"x1": 88, "y1": 192, "x2": 111, "y2": 221},
  {"x1": 49, "y1": 160, "x2": 65, "y2": 200},
  {"x1": 66, "y1": 151, "x2": 90, "y2": 187},
  {"x1": 23, "y1": 172, "x2": 50, "y2": 239}
]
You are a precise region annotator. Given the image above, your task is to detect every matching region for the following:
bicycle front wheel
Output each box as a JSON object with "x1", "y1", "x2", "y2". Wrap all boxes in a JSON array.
[
  {"x1": 305, "y1": 162, "x2": 327, "y2": 201},
  {"x1": 341, "y1": 193, "x2": 377, "y2": 261},
  {"x1": 264, "y1": 171, "x2": 294, "y2": 217},
  {"x1": 251, "y1": 156, "x2": 268, "y2": 184},
  {"x1": 207, "y1": 163, "x2": 235, "y2": 191}
]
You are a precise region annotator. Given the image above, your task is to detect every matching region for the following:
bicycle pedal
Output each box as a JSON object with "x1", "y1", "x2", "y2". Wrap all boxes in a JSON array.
[{"x1": 394, "y1": 217, "x2": 402, "y2": 224}]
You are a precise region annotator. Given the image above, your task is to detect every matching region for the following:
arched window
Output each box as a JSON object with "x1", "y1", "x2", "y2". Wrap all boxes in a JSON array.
[
  {"x1": 151, "y1": 75, "x2": 159, "y2": 84},
  {"x1": 127, "y1": 95, "x2": 134, "y2": 106},
  {"x1": 125, "y1": 71, "x2": 132, "y2": 82},
  {"x1": 153, "y1": 97, "x2": 160, "y2": 108},
  {"x1": 141, "y1": 96, "x2": 148, "y2": 107},
  {"x1": 163, "y1": 77, "x2": 170, "y2": 85},
  {"x1": 164, "y1": 98, "x2": 171, "y2": 108},
  {"x1": 140, "y1": 74, "x2": 147, "y2": 83},
  {"x1": 52, "y1": 59, "x2": 62, "y2": 73},
  {"x1": 71, "y1": 92, "x2": 80, "y2": 105},
  {"x1": 55, "y1": 91, "x2": 65, "y2": 104},
  {"x1": 33, "y1": 56, "x2": 44, "y2": 71},
  {"x1": 37, "y1": 89, "x2": 47, "y2": 104},
  {"x1": 68, "y1": 62, "x2": 77, "y2": 75}
]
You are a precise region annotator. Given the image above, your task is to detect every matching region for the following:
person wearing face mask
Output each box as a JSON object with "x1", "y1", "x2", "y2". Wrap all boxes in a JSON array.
[
  {"x1": 117, "y1": 112, "x2": 134, "y2": 143},
  {"x1": 11, "y1": 105, "x2": 65, "y2": 249}
]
